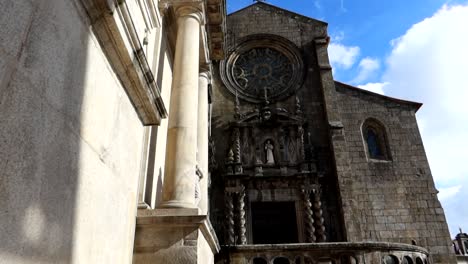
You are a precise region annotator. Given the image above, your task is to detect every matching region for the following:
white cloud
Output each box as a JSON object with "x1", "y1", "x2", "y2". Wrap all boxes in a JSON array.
[
  {"x1": 352, "y1": 57, "x2": 380, "y2": 84},
  {"x1": 314, "y1": 0, "x2": 321, "y2": 10},
  {"x1": 357, "y1": 82, "x2": 388, "y2": 95},
  {"x1": 379, "y1": 4, "x2": 468, "y2": 236},
  {"x1": 328, "y1": 43, "x2": 360, "y2": 69},
  {"x1": 438, "y1": 185, "x2": 462, "y2": 202},
  {"x1": 340, "y1": 0, "x2": 347, "y2": 12},
  {"x1": 331, "y1": 31, "x2": 345, "y2": 42},
  {"x1": 382, "y1": 4, "x2": 468, "y2": 183}
]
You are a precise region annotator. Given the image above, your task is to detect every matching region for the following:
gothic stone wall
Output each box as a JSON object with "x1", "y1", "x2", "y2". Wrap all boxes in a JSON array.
[
  {"x1": 226, "y1": 2, "x2": 327, "y2": 49},
  {"x1": 334, "y1": 82, "x2": 456, "y2": 264},
  {"x1": 209, "y1": 3, "x2": 345, "y2": 244}
]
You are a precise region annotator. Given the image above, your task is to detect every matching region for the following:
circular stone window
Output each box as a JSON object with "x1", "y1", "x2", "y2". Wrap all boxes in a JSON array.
[{"x1": 220, "y1": 34, "x2": 305, "y2": 103}]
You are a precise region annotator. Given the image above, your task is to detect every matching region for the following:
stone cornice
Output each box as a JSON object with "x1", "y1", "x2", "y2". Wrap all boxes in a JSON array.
[
  {"x1": 159, "y1": 0, "x2": 226, "y2": 61},
  {"x1": 226, "y1": 241, "x2": 430, "y2": 255},
  {"x1": 79, "y1": 0, "x2": 168, "y2": 125}
]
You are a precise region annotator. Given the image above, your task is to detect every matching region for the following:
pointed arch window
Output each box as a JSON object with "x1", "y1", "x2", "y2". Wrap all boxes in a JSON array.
[{"x1": 362, "y1": 118, "x2": 391, "y2": 161}]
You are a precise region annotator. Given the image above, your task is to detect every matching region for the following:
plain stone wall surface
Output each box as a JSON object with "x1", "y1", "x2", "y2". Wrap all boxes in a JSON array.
[
  {"x1": 334, "y1": 83, "x2": 456, "y2": 263},
  {"x1": 0, "y1": 0, "x2": 144, "y2": 263}
]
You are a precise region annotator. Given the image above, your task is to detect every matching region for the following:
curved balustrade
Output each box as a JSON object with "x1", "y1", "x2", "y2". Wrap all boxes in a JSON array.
[{"x1": 224, "y1": 242, "x2": 430, "y2": 264}]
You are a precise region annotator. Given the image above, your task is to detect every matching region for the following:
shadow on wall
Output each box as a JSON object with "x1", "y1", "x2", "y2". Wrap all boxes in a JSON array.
[{"x1": 0, "y1": 0, "x2": 90, "y2": 262}]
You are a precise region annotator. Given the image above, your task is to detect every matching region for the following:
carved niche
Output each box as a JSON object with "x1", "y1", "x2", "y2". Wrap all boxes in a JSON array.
[{"x1": 224, "y1": 100, "x2": 316, "y2": 177}]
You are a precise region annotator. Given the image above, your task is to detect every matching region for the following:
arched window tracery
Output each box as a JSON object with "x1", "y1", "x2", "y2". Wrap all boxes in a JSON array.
[{"x1": 362, "y1": 118, "x2": 391, "y2": 161}]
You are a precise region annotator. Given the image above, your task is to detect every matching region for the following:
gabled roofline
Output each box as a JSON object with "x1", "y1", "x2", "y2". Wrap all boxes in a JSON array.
[
  {"x1": 228, "y1": 1, "x2": 328, "y2": 26},
  {"x1": 334, "y1": 81, "x2": 423, "y2": 112}
]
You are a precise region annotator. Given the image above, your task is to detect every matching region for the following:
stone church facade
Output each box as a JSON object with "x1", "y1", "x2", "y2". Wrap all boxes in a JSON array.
[{"x1": 0, "y1": 0, "x2": 455, "y2": 264}]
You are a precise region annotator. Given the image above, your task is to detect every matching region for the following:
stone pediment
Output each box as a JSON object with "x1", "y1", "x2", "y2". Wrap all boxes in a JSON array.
[
  {"x1": 229, "y1": 2, "x2": 327, "y2": 28},
  {"x1": 226, "y1": 2, "x2": 328, "y2": 48}
]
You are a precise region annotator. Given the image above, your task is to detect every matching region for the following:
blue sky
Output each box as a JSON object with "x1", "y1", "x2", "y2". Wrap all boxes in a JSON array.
[{"x1": 228, "y1": 0, "x2": 468, "y2": 237}]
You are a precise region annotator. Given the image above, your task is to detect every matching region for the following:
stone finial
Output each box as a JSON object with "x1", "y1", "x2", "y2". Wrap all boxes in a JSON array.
[
  {"x1": 227, "y1": 148, "x2": 234, "y2": 163},
  {"x1": 263, "y1": 87, "x2": 270, "y2": 105},
  {"x1": 295, "y1": 95, "x2": 302, "y2": 115}
]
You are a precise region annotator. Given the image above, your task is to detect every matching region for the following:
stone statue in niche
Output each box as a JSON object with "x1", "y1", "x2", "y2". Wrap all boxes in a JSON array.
[{"x1": 265, "y1": 140, "x2": 275, "y2": 165}]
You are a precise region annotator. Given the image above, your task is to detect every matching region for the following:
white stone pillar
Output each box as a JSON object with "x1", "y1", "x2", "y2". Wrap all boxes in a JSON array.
[
  {"x1": 161, "y1": 6, "x2": 202, "y2": 208},
  {"x1": 197, "y1": 70, "x2": 210, "y2": 214}
]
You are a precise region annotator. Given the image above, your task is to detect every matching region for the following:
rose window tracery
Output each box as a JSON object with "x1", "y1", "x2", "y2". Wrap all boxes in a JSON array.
[
  {"x1": 220, "y1": 35, "x2": 305, "y2": 103},
  {"x1": 232, "y1": 48, "x2": 293, "y2": 98}
]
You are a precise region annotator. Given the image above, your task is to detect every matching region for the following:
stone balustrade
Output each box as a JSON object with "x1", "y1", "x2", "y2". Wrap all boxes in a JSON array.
[{"x1": 223, "y1": 242, "x2": 430, "y2": 264}]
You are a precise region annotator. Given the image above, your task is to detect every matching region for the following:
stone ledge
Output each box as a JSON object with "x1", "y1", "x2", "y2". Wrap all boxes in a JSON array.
[
  {"x1": 223, "y1": 242, "x2": 433, "y2": 264},
  {"x1": 226, "y1": 241, "x2": 429, "y2": 254},
  {"x1": 135, "y1": 208, "x2": 220, "y2": 254}
]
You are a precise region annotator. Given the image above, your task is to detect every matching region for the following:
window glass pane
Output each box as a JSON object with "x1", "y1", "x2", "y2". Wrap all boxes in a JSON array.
[{"x1": 367, "y1": 128, "x2": 382, "y2": 158}]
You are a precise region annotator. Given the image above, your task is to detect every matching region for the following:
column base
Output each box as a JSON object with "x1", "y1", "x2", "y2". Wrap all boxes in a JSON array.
[
  {"x1": 159, "y1": 200, "x2": 198, "y2": 209},
  {"x1": 137, "y1": 202, "x2": 150, "y2": 210},
  {"x1": 133, "y1": 209, "x2": 220, "y2": 264}
]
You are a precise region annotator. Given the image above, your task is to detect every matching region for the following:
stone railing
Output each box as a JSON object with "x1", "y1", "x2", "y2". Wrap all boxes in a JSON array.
[{"x1": 223, "y1": 242, "x2": 430, "y2": 264}]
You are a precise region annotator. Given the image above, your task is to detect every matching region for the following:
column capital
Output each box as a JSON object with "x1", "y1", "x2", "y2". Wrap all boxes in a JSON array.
[
  {"x1": 199, "y1": 70, "x2": 211, "y2": 81},
  {"x1": 175, "y1": 5, "x2": 204, "y2": 24}
]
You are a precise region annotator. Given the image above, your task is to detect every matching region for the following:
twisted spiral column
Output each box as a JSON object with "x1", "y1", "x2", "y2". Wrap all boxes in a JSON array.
[
  {"x1": 302, "y1": 189, "x2": 316, "y2": 242},
  {"x1": 225, "y1": 192, "x2": 235, "y2": 245},
  {"x1": 238, "y1": 187, "x2": 247, "y2": 244},
  {"x1": 313, "y1": 190, "x2": 326, "y2": 242},
  {"x1": 233, "y1": 128, "x2": 243, "y2": 174}
]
